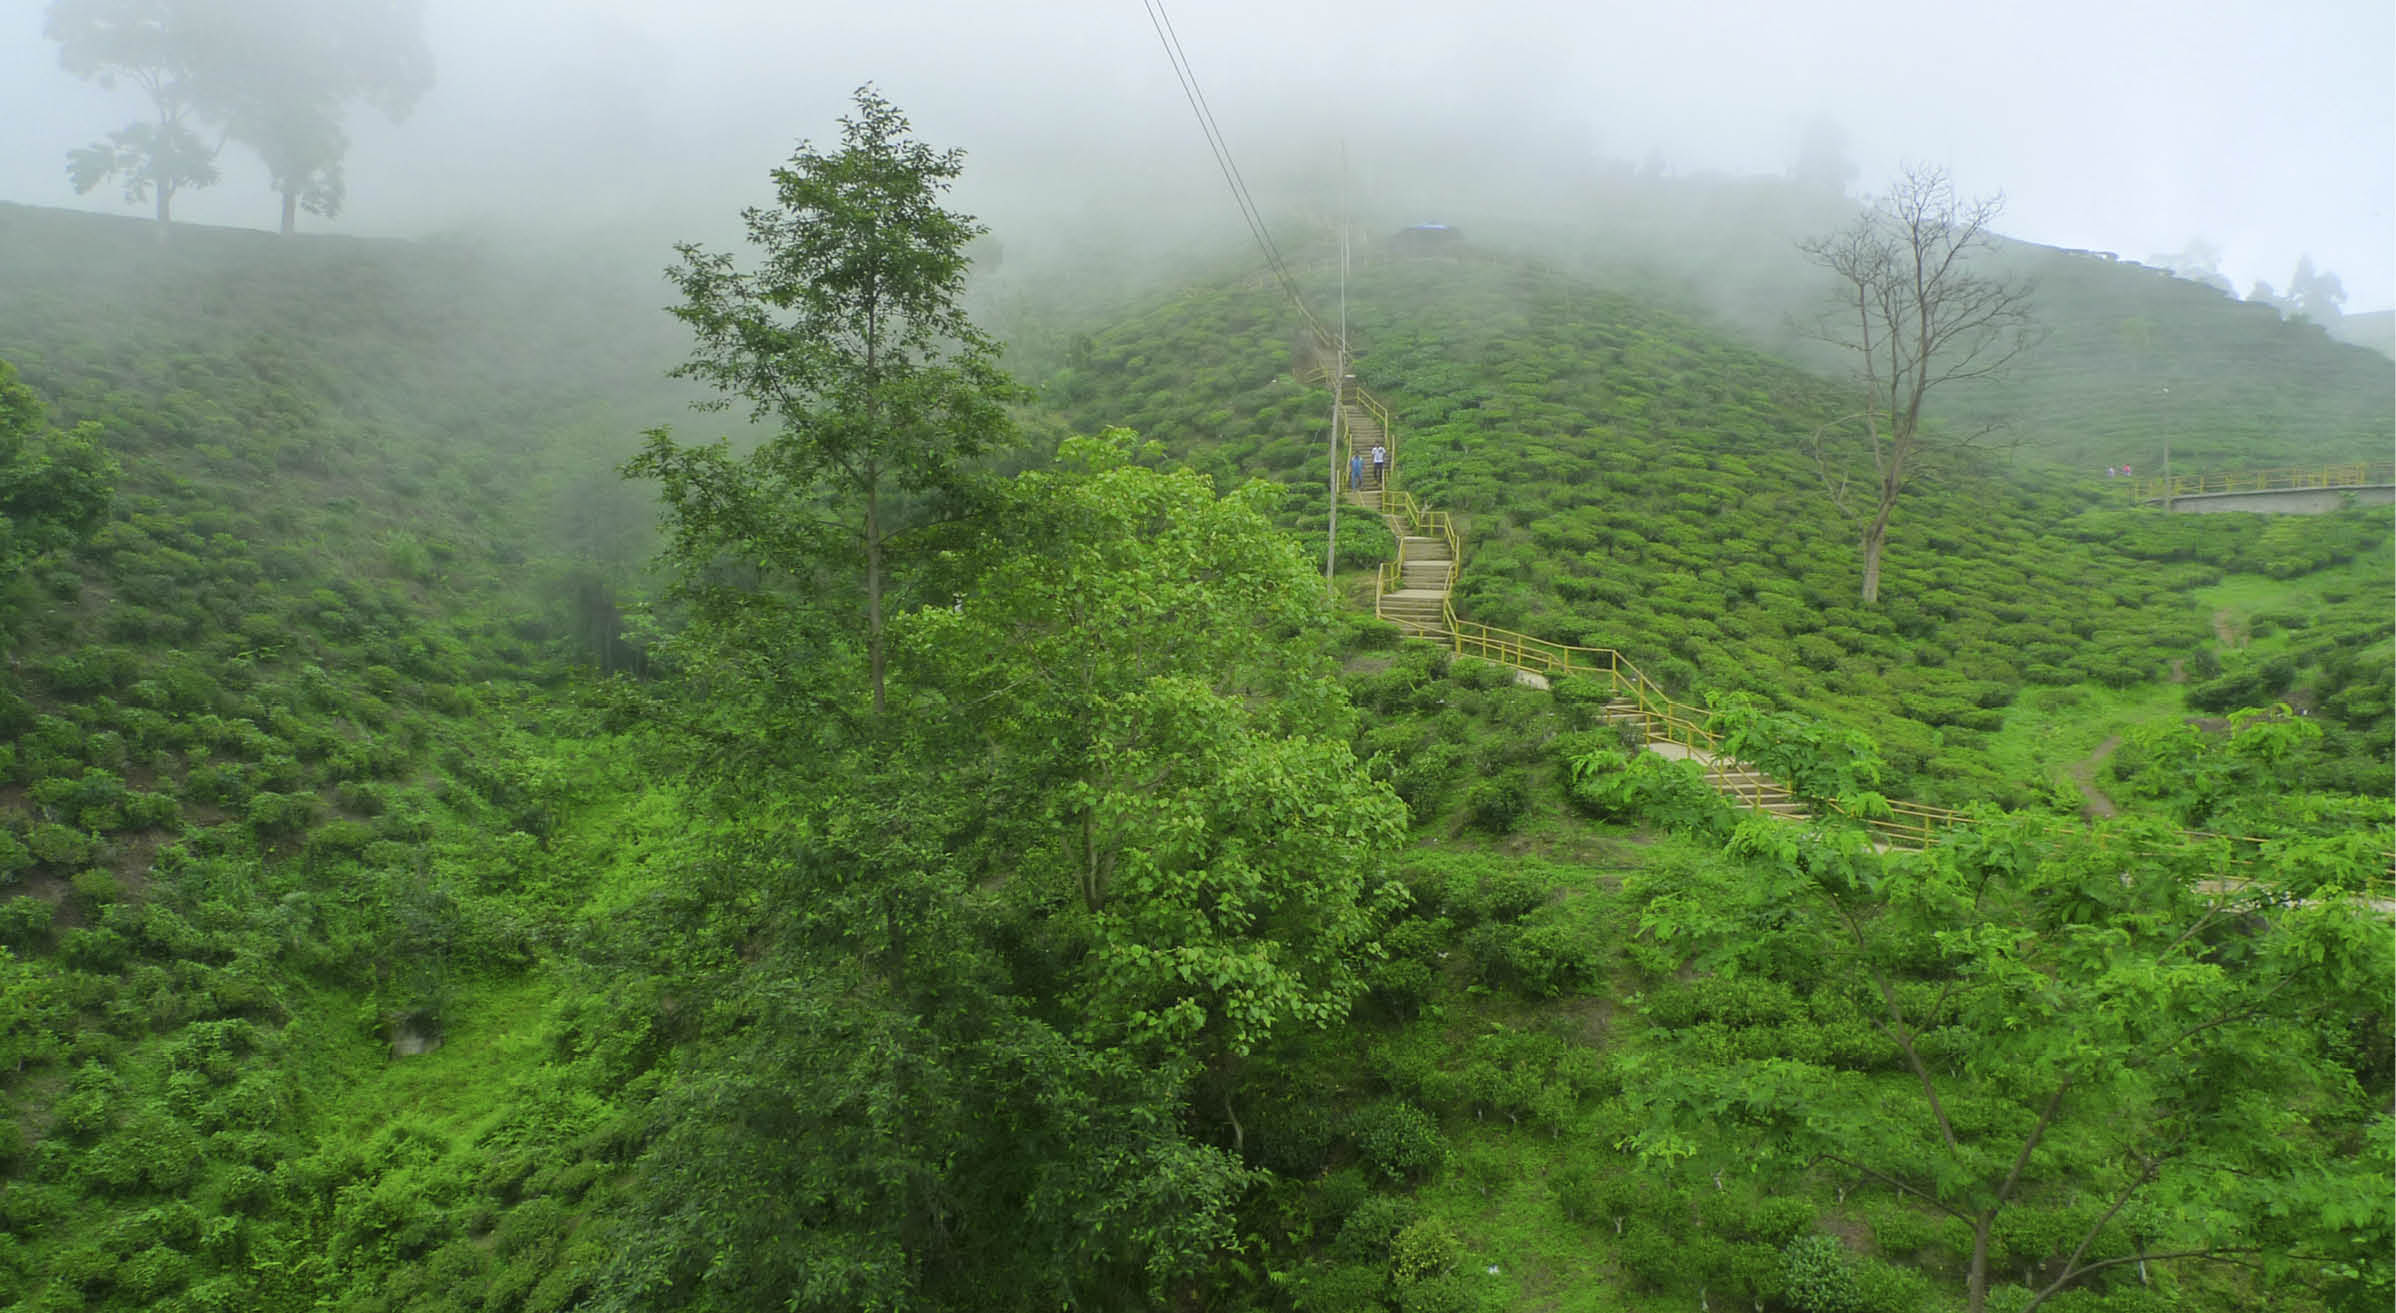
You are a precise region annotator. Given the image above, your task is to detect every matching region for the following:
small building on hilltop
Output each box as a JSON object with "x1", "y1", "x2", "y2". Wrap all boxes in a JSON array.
[{"x1": 1390, "y1": 223, "x2": 1463, "y2": 257}]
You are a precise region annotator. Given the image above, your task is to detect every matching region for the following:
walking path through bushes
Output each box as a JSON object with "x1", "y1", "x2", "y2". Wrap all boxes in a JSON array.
[{"x1": 1320, "y1": 367, "x2": 2393, "y2": 891}]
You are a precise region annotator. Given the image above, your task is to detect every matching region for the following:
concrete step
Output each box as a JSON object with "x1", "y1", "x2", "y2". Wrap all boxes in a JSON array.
[{"x1": 1379, "y1": 592, "x2": 1447, "y2": 619}]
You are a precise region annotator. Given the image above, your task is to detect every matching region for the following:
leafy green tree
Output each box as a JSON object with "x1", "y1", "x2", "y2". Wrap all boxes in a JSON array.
[
  {"x1": 903, "y1": 434, "x2": 1409, "y2": 1076},
  {"x1": 631, "y1": 85, "x2": 1016, "y2": 718},
  {"x1": 48, "y1": 0, "x2": 227, "y2": 229},
  {"x1": 1624, "y1": 800, "x2": 2393, "y2": 1312},
  {"x1": 594, "y1": 432, "x2": 1408, "y2": 1308},
  {"x1": 216, "y1": 0, "x2": 433, "y2": 235},
  {"x1": 1800, "y1": 164, "x2": 2037, "y2": 604},
  {"x1": 48, "y1": 0, "x2": 432, "y2": 235},
  {"x1": 2286, "y1": 255, "x2": 2345, "y2": 327}
]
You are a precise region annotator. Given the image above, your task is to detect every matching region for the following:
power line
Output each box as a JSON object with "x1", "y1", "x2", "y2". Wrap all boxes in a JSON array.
[
  {"x1": 1146, "y1": 1, "x2": 1300, "y2": 292},
  {"x1": 1138, "y1": 0, "x2": 1334, "y2": 348}
]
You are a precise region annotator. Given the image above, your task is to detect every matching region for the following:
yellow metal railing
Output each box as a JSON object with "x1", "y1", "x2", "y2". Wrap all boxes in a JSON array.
[
  {"x1": 2132, "y1": 462, "x2": 2394, "y2": 502},
  {"x1": 1317, "y1": 367, "x2": 1400, "y2": 494},
  {"x1": 1300, "y1": 362, "x2": 2387, "y2": 871},
  {"x1": 1307, "y1": 367, "x2": 1460, "y2": 627},
  {"x1": 1370, "y1": 488, "x2": 1460, "y2": 617},
  {"x1": 1440, "y1": 602, "x2": 1975, "y2": 847}
]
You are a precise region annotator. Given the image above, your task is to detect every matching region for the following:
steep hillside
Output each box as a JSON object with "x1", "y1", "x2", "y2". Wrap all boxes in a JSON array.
[
  {"x1": 0, "y1": 205, "x2": 682, "y2": 1310},
  {"x1": 1049, "y1": 255, "x2": 2393, "y2": 803},
  {"x1": 0, "y1": 202, "x2": 2382, "y2": 1313},
  {"x1": 1943, "y1": 245, "x2": 2394, "y2": 470},
  {"x1": 2333, "y1": 309, "x2": 2395, "y2": 359},
  {"x1": 1416, "y1": 172, "x2": 2393, "y2": 473}
]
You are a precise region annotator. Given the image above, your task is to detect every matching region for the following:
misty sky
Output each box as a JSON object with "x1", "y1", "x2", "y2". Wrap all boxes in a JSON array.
[{"x1": 3, "y1": 0, "x2": 2390, "y2": 312}]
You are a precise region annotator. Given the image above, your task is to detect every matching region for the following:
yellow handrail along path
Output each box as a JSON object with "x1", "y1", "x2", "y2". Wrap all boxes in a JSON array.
[
  {"x1": 1309, "y1": 365, "x2": 1970, "y2": 849},
  {"x1": 2131, "y1": 461, "x2": 2395, "y2": 502},
  {"x1": 1307, "y1": 368, "x2": 2391, "y2": 875}
]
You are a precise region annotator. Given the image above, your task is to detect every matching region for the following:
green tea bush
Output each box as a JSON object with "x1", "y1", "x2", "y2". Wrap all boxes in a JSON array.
[
  {"x1": 1500, "y1": 921, "x2": 1597, "y2": 997},
  {"x1": 1461, "y1": 771, "x2": 1529, "y2": 833},
  {"x1": 1446, "y1": 859, "x2": 1546, "y2": 925},
  {"x1": 1288, "y1": 1262, "x2": 1387, "y2": 1312},
  {"x1": 25, "y1": 822, "x2": 95, "y2": 869},
  {"x1": 69, "y1": 867, "x2": 120, "y2": 911},
  {"x1": 0, "y1": 830, "x2": 31, "y2": 881},
  {"x1": 1349, "y1": 1099, "x2": 1447, "y2": 1184},
  {"x1": 243, "y1": 790, "x2": 321, "y2": 836},
  {"x1": 1331, "y1": 1193, "x2": 1421, "y2": 1264},
  {"x1": 0, "y1": 896, "x2": 53, "y2": 948},
  {"x1": 59, "y1": 926, "x2": 130, "y2": 972},
  {"x1": 1389, "y1": 1216, "x2": 1460, "y2": 1284},
  {"x1": 1387, "y1": 740, "x2": 1466, "y2": 821},
  {"x1": 1782, "y1": 1234, "x2": 1863, "y2": 1313},
  {"x1": 1394, "y1": 1274, "x2": 1475, "y2": 1313},
  {"x1": 1866, "y1": 1202, "x2": 1942, "y2": 1258}
]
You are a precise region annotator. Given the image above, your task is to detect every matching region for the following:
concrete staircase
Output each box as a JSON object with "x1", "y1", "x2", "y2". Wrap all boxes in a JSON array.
[
  {"x1": 1599, "y1": 700, "x2": 1808, "y2": 820},
  {"x1": 1339, "y1": 393, "x2": 1454, "y2": 636},
  {"x1": 1379, "y1": 534, "x2": 1453, "y2": 633}
]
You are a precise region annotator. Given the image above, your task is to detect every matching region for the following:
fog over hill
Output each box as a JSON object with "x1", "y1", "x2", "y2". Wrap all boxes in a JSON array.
[{"x1": 2, "y1": 0, "x2": 2389, "y2": 317}]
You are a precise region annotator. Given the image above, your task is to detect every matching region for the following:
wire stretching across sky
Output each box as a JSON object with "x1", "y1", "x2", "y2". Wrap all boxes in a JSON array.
[{"x1": 1138, "y1": 0, "x2": 1333, "y2": 349}]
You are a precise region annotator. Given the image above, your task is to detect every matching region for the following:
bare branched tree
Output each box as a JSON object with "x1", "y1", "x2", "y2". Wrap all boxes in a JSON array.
[{"x1": 1800, "y1": 165, "x2": 2037, "y2": 604}]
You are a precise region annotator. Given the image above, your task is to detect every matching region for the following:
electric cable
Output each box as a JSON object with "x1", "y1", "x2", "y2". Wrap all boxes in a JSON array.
[{"x1": 1138, "y1": 0, "x2": 1335, "y2": 348}]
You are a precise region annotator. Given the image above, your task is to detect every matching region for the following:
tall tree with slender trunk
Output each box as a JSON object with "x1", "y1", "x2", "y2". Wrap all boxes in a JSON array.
[
  {"x1": 47, "y1": 0, "x2": 432, "y2": 236},
  {"x1": 630, "y1": 86, "x2": 1016, "y2": 719},
  {"x1": 217, "y1": 0, "x2": 432, "y2": 235},
  {"x1": 1801, "y1": 165, "x2": 2036, "y2": 604},
  {"x1": 49, "y1": 0, "x2": 225, "y2": 232}
]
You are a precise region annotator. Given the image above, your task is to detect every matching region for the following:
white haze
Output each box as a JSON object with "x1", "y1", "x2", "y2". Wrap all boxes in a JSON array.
[{"x1": 0, "y1": 0, "x2": 2389, "y2": 313}]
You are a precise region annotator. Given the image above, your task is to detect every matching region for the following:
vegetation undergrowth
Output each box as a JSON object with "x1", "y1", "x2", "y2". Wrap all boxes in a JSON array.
[{"x1": 0, "y1": 135, "x2": 2386, "y2": 1313}]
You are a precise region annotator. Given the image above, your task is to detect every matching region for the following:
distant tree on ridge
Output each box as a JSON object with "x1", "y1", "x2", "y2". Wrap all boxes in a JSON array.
[
  {"x1": 1800, "y1": 163, "x2": 2039, "y2": 605},
  {"x1": 45, "y1": 0, "x2": 433, "y2": 236}
]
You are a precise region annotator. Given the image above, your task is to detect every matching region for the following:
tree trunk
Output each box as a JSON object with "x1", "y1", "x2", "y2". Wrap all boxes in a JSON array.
[
  {"x1": 280, "y1": 189, "x2": 298, "y2": 236},
  {"x1": 1967, "y1": 1217, "x2": 1991, "y2": 1313},
  {"x1": 154, "y1": 186, "x2": 172, "y2": 238},
  {"x1": 1858, "y1": 498, "x2": 1895, "y2": 605}
]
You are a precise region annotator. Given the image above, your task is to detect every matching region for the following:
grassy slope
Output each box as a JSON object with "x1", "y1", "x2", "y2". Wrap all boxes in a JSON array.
[
  {"x1": 1399, "y1": 170, "x2": 2393, "y2": 474},
  {"x1": 0, "y1": 203, "x2": 2379, "y2": 1313},
  {"x1": 0, "y1": 204, "x2": 683, "y2": 1311},
  {"x1": 1051, "y1": 254, "x2": 2393, "y2": 807},
  {"x1": 1945, "y1": 244, "x2": 2395, "y2": 470}
]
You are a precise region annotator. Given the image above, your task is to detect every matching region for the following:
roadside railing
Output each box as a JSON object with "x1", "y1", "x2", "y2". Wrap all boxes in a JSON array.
[
  {"x1": 1442, "y1": 601, "x2": 1977, "y2": 846},
  {"x1": 2132, "y1": 461, "x2": 2395, "y2": 502},
  {"x1": 1302, "y1": 364, "x2": 2385, "y2": 873}
]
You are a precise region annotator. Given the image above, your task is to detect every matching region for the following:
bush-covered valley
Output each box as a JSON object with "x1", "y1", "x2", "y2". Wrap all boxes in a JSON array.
[{"x1": 0, "y1": 174, "x2": 2388, "y2": 1313}]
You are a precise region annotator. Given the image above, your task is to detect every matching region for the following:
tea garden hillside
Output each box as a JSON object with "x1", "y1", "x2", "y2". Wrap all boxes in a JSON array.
[{"x1": 0, "y1": 158, "x2": 2387, "y2": 1313}]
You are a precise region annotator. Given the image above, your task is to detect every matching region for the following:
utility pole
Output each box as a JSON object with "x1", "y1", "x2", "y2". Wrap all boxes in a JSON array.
[
  {"x1": 2160, "y1": 388, "x2": 2172, "y2": 513},
  {"x1": 1325, "y1": 144, "x2": 1350, "y2": 587}
]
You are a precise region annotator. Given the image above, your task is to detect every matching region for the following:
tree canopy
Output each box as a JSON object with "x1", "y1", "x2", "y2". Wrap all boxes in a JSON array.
[
  {"x1": 46, "y1": 0, "x2": 432, "y2": 233},
  {"x1": 632, "y1": 85, "x2": 1017, "y2": 718},
  {"x1": 1615, "y1": 738, "x2": 2392, "y2": 1312}
]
